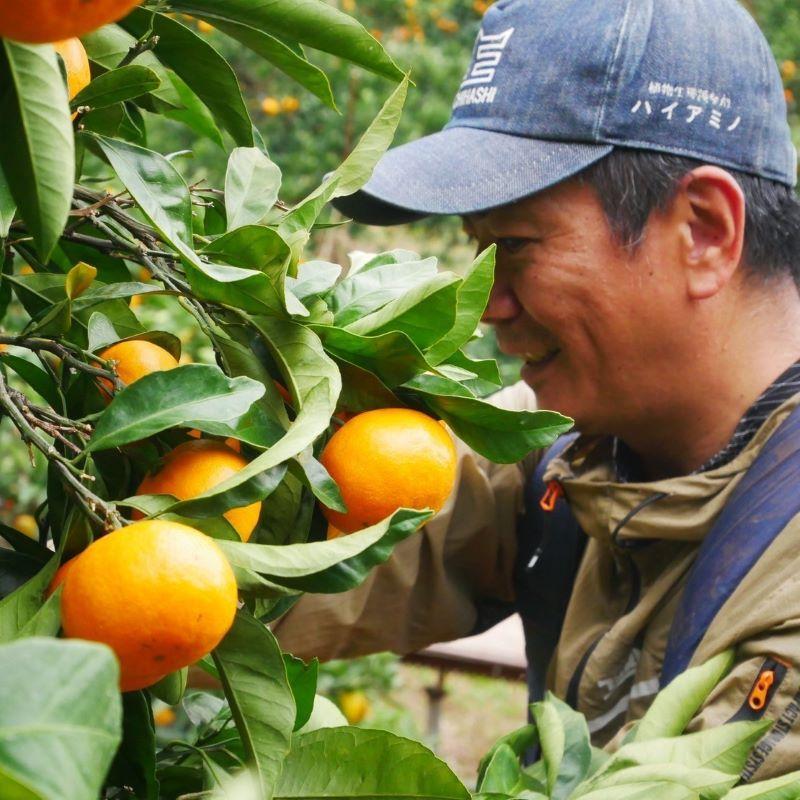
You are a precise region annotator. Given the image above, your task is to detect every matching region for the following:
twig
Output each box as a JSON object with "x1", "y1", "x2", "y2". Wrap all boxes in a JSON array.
[{"x1": 117, "y1": 34, "x2": 160, "y2": 68}]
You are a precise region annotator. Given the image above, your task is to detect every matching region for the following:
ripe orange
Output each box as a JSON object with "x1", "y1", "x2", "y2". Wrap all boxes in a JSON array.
[
  {"x1": 60, "y1": 519, "x2": 237, "y2": 692},
  {"x1": 137, "y1": 440, "x2": 261, "y2": 541},
  {"x1": 319, "y1": 408, "x2": 457, "y2": 534},
  {"x1": 53, "y1": 38, "x2": 91, "y2": 103},
  {"x1": 340, "y1": 690, "x2": 370, "y2": 724},
  {"x1": 47, "y1": 556, "x2": 77, "y2": 597},
  {"x1": 12, "y1": 513, "x2": 38, "y2": 538},
  {"x1": 99, "y1": 339, "x2": 178, "y2": 397},
  {"x1": 0, "y1": 0, "x2": 144, "y2": 44}
]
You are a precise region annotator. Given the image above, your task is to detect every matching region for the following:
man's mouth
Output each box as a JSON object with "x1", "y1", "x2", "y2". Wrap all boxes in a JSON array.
[{"x1": 523, "y1": 348, "x2": 560, "y2": 367}]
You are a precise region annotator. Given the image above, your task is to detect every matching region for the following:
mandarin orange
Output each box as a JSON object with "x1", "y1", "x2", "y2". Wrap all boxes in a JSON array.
[
  {"x1": 319, "y1": 408, "x2": 457, "y2": 533},
  {"x1": 0, "y1": 0, "x2": 143, "y2": 44},
  {"x1": 60, "y1": 519, "x2": 237, "y2": 692},
  {"x1": 99, "y1": 339, "x2": 178, "y2": 397},
  {"x1": 137, "y1": 440, "x2": 261, "y2": 541}
]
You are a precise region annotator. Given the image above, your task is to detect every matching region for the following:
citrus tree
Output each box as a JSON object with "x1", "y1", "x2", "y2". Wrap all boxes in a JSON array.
[{"x1": 0, "y1": 1, "x2": 572, "y2": 797}]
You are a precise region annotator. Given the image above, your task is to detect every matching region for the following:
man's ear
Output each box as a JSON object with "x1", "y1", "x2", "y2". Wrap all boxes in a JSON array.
[{"x1": 675, "y1": 166, "x2": 746, "y2": 300}]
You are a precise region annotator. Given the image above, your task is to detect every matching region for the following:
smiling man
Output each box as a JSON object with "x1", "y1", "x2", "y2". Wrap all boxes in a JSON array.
[{"x1": 274, "y1": 0, "x2": 800, "y2": 780}]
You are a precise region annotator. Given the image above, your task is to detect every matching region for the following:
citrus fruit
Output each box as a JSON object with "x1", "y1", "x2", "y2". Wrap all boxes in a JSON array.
[
  {"x1": 12, "y1": 513, "x2": 38, "y2": 538},
  {"x1": 0, "y1": 0, "x2": 144, "y2": 44},
  {"x1": 319, "y1": 408, "x2": 457, "y2": 533},
  {"x1": 260, "y1": 96, "x2": 281, "y2": 116},
  {"x1": 99, "y1": 339, "x2": 178, "y2": 397},
  {"x1": 340, "y1": 690, "x2": 370, "y2": 724},
  {"x1": 47, "y1": 556, "x2": 77, "y2": 597},
  {"x1": 53, "y1": 38, "x2": 91, "y2": 102},
  {"x1": 187, "y1": 428, "x2": 241, "y2": 453},
  {"x1": 60, "y1": 519, "x2": 237, "y2": 692},
  {"x1": 137, "y1": 440, "x2": 261, "y2": 541},
  {"x1": 154, "y1": 707, "x2": 177, "y2": 726}
]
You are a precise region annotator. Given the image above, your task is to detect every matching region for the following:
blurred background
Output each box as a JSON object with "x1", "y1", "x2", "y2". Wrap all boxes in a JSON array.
[{"x1": 2, "y1": 0, "x2": 799, "y2": 784}]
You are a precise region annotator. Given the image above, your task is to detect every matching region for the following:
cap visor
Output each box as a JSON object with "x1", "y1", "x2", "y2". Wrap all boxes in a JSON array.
[{"x1": 333, "y1": 127, "x2": 613, "y2": 225}]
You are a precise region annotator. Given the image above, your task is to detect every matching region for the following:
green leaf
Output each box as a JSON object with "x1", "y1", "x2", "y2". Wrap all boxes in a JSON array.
[
  {"x1": 212, "y1": 610, "x2": 296, "y2": 799},
  {"x1": 65, "y1": 261, "x2": 97, "y2": 299},
  {"x1": 599, "y1": 721, "x2": 771, "y2": 778},
  {"x1": 107, "y1": 691, "x2": 158, "y2": 800},
  {"x1": 426, "y1": 246, "x2": 496, "y2": 365},
  {"x1": 479, "y1": 744, "x2": 523, "y2": 794},
  {"x1": 345, "y1": 272, "x2": 461, "y2": 350},
  {"x1": 0, "y1": 638, "x2": 121, "y2": 800},
  {"x1": 573, "y1": 764, "x2": 735, "y2": 800},
  {"x1": 211, "y1": 20, "x2": 336, "y2": 109},
  {"x1": 87, "y1": 133, "x2": 193, "y2": 247},
  {"x1": 633, "y1": 651, "x2": 735, "y2": 742},
  {"x1": 225, "y1": 147, "x2": 282, "y2": 231},
  {"x1": 0, "y1": 353, "x2": 61, "y2": 409},
  {"x1": 725, "y1": 771, "x2": 800, "y2": 799},
  {"x1": 159, "y1": 317, "x2": 340, "y2": 511},
  {"x1": 168, "y1": 0, "x2": 404, "y2": 82},
  {"x1": 326, "y1": 75, "x2": 409, "y2": 199},
  {"x1": 163, "y1": 71, "x2": 225, "y2": 149},
  {"x1": 81, "y1": 24, "x2": 181, "y2": 109},
  {"x1": 141, "y1": 463, "x2": 287, "y2": 526},
  {"x1": 87, "y1": 364, "x2": 266, "y2": 451},
  {"x1": 150, "y1": 668, "x2": 189, "y2": 706},
  {"x1": 0, "y1": 164, "x2": 16, "y2": 238},
  {"x1": 532, "y1": 693, "x2": 592, "y2": 800},
  {"x1": 573, "y1": 782, "x2": 700, "y2": 800},
  {"x1": 0, "y1": 556, "x2": 58, "y2": 643},
  {"x1": 0, "y1": 41, "x2": 74, "y2": 259},
  {"x1": 416, "y1": 390, "x2": 573, "y2": 464},
  {"x1": 216, "y1": 508, "x2": 431, "y2": 593},
  {"x1": 288, "y1": 451, "x2": 346, "y2": 513},
  {"x1": 16, "y1": 587, "x2": 61, "y2": 639},
  {"x1": 327, "y1": 255, "x2": 438, "y2": 327},
  {"x1": 203, "y1": 225, "x2": 290, "y2": 270},
  {"x1": 286, "y1": 260, "x2": 341, "y2": 301},
  {"x1": 276, "y1": 728, "x2": 469, "y2": 799},
  {"x1": 121, "y1": 10, "x2": 254, "y2": 146},
  {"x1": 71, "y1": 64, "x2": 161, "y2": 110},
  {"x1": 312, "y1": 325, "x2": 432, "y2": 388},
  {"x1": 477, "y1": 724, "x2": 538, "y2": 788},
  {"x1": 283, "y1": 654, "x2": 319, "y2": 732}
]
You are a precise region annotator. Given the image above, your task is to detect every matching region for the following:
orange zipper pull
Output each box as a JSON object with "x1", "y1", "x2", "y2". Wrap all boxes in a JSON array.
[
  {"x1": 539, "y1": 480, "x2": 564, "y2": 512},
  {"x1": 749, "y1": 669, "x2": 775, "y2": 711}
]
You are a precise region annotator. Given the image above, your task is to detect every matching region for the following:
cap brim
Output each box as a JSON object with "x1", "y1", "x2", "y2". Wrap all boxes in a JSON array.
[{"x1": 333, "y1": 127, "x2": 613, "y2": 226}]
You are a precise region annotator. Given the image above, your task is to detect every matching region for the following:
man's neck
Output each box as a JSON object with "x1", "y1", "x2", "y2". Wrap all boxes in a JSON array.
[{"x1": 622, "y1": 290, "x2": 800, "y2": 481}]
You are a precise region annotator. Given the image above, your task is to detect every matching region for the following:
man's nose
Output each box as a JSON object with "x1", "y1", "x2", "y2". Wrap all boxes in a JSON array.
[{"x1": 481, "y1": 281, "x2": 522, "y2": 324}]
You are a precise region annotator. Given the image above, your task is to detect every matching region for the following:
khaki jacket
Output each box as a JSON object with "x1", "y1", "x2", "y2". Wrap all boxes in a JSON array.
[{"x1": 274, "y1": 382, "x2": 800, "y2": 782}]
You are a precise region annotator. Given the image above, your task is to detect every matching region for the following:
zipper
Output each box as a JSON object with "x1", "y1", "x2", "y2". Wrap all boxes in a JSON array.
[{"x1": 727, "y1": 658, "x2": 789, "y2": 722}]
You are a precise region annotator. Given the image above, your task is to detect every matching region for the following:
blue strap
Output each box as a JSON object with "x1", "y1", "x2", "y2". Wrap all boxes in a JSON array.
[{"x1": 661, "y1": 403, "x2": 800, "y2": 685}]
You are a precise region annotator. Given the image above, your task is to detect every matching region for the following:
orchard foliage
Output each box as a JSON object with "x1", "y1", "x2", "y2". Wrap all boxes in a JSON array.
[
  {"x1": 0, "y1": 1, "x2": 572, "y2": 797},
  {"x1": 0, "y1": 1, "x2": 799, "y2": 799}
]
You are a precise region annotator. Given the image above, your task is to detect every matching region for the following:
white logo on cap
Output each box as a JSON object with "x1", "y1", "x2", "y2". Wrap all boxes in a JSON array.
[{"x1": 460, "y1": 27, "x2": 515, "y2": 88}]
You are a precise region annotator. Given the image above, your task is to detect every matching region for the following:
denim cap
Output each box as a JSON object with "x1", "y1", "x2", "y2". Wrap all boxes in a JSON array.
[{"x1": 334, "y1": 0, "x2": 798, "y2": 225}]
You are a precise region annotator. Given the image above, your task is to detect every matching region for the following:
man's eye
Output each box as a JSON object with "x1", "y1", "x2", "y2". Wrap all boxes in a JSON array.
[{"x1": 497, "y1": 237, "x2": 532, "y2": 254}]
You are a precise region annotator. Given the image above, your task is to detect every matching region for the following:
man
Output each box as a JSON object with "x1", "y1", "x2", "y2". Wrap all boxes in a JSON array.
[{"x1": 274, "y1": 0, "x2": 800, "y2": 780}]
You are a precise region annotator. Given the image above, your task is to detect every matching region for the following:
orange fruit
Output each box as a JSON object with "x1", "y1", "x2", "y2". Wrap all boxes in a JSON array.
[
  {"x1": 340, "y1": 690, "x2": 370, "y2": 724},
  {"x1": 260, "y1": 96, "x2": 281, "y2": 116},
  {"x1": 319, "y1": 408, "x2": 457, "y2": 534},
  {"x1": 186, "y1": 428, "x2": 241, "y2": 454},
  {"x1": 53, "y1": 38, "x2": 91, "y2": 103},
  {"x1": 0, "y1": 0, "x2": 144, "y2": 44},
  {"x1": 137, "y1": 440, "x2": 261, "y2": 541},
  {"x1": 47, "y1": 556, "x2": 77, "y2": 597},
  {"x1": 99, "y1": 340, "x2": 178, "y2": 397},
  {"x1": 61, "y1": 519, "x2": 237, "y2": 692},
  {"x1": 154, "y1": 707, "x2": 177, "y2": 726},
  {"x1": 327, "y1": 523, "x2": 346, "y2": 540},
  {"x1": 12, "y1": 513, "x2": 38, "y2": 539}
]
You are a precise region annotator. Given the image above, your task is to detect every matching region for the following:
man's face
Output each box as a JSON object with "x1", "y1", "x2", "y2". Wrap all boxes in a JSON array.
[{"x1": 467, "y1": 178, "x2": 687, "y2": 436}]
